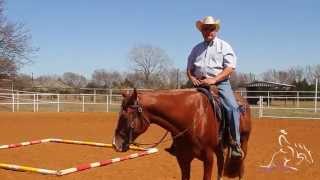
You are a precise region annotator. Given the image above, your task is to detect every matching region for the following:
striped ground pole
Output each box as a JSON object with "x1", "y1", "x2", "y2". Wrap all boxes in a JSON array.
[
  {"x1": 57, "y1": 148, "x2": 159, "y2": 176},
  {"x1": 0, "y1": 139, "x2": 51, "y2": 149},
  {"x1": 0, "y1": 138, "x2": 146, "y2": 151},
  {"x1": 50, "y1": 138, "x2": 146, "y2": 151},
  {"x1": 0, "y1": 163, "x2": 57, "y2": 175},
  {"x1": 0, "y1": 138, "x2": 158, "y2": 176}
]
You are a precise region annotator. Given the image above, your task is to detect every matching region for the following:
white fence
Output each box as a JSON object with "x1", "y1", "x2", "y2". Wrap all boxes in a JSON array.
[
  {"x1": 247, "y1": 96, "x2": 320, "y2": 119},
  {"x1": 0, "y1": 93, "x2": 122, "y2": 112},
  {"x1": 0, "y1": 90, "x2": 320, "y2": 119}
]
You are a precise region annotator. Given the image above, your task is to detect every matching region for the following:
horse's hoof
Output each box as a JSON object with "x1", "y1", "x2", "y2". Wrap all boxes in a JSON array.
[{"x1": 165, "y1": 147, "x2": 176, "y2": 156}]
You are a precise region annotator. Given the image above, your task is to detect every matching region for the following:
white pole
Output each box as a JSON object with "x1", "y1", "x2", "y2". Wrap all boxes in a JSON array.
[
  {"x1": 315, "y1": 78, "x2": 318, "y2": 113},
  {"x1": 36, "y1": 94, "x2": 39, "y2": 112},
  {"x1": 296, "y1": 91, "x2": 300, "y2": 108},
  {"x1": 109, "y1": 89, "x2": 112, "y2": 105},
  {"x1": 17, "y1": 92, "x2": 19, "y2": 112},
  {"x1": 82, "y1": 95, "x2": 85, "y2": 112},
  {"x1": 57, "y1": 94, "x2": 60, "y2": 112},
  {"x1": 267, "y1": 91, "x2": 270, "y2": 107},
  {"x1": 33, "y1": 94, "x2": 36, "y2": 112},
  {"x1": 94, "y1": 88, "x2": 96, "y2": 103},
  {"x1": 106, "y1": 95, "x2": 109, "y2": 112},
  {"x1": 259, "y1": 96, "x2": 263, "y2": 118},
  {"x1": 12, "y1": 93, "x2": 15, "y2": 112}
]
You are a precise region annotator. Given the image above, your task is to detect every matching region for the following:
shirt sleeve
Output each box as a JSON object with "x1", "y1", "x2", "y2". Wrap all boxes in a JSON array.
[
  {"x1": 187, "y1": 47, "x2": 196, "y2": 71},
  {"x1": 222, "y1": 42, "x2": 237, "y2": 69}
]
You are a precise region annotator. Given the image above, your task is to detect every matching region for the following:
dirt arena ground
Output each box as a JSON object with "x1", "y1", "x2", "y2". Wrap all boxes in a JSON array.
[{"x1": 0, "y1": 112, "x2": 319, "y2": 180}]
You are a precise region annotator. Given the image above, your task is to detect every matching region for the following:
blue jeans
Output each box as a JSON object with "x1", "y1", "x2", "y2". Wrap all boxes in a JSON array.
[{"x1": 217, "y1": 80, "x2": 240, "y2": 145}]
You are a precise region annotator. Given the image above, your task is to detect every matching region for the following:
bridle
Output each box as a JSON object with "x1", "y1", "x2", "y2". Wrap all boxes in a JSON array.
[{"x1": 124, "y1": 98, "x2": 195, "y2": 149}]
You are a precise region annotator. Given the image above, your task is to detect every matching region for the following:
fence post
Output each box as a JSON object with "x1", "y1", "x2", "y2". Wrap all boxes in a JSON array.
[
  {"x1": 16, "y1": 92, "x2": 19, "y2": 112},
  {"x1": 94, "y1": 88, "x2": 96, "y2": 103},
  {"x1": 106, "y1": 95, "x2": 109, "y2": 112},
  {"x1": 315, "y1": 78, "x2": 318, "y2": 113},
  {"x1": 57, "y1": 94, "x2": 60, "y2": 112},
  {"x1": 109, "y1": 89, "x2": 112, "y2": 105},
  {"x1": 82, "y1": 95, "x2": 85, "y2": 112},
  {"x1": 267, "y1": 91, "x2": 270, "y2": 107},
  {"x1": 36, "y1": 94, "x2": 39, "y2": 112},
  {"x1": 12, "y1": 93, "x2": 15, "y2": 112},
  {"x1": 259, "y1": 96, "x2": 263, "y2": 118},
  {"x1": 296, "y1": 91, "x2": 300, "y2": 108},
  {"x1": 33, "y1": 94, "x2": 36, "y2": 112}
]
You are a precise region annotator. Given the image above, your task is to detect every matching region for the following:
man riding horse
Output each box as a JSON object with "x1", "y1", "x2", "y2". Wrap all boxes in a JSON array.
[
  {"x1": 167, "y1": 16, "x2": 243, "y2": 158},
  {"x1": 113, "y1": 16, "x2": 251, "y2": 180}
]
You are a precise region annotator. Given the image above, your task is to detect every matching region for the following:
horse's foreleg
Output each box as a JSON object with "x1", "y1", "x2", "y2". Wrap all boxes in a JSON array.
[
  {"x1": 203, "y1": 150, "x2": 214, "y2": 180},
  {"x1": 176, "y1": 154, "x2": 192, "y2": 180},
  {"x1": 215, "y1": 147, "x2": 224, "y2": 180}
]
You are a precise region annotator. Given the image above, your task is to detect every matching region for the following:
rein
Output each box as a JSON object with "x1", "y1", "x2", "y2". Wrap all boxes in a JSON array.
[{"x1": 128, "y1": 100, "x2": 196, "y2": 149}]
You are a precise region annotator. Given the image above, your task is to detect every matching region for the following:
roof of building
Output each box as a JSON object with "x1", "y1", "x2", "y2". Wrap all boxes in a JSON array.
[{"x1": 245, "y1": 81, "x2": 295, "y2": 88}]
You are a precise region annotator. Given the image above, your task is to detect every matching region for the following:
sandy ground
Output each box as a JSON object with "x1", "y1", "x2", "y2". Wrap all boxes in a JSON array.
[{"x1": 0, "y1": 112, "x2": 319, "y2": 180}]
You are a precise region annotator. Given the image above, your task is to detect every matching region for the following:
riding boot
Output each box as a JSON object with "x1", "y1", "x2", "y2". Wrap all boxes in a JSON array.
[
  {"x1": 165, "y1": 143, "x2": 176, "y2": 156},
  {"x1": 230, "y1": 142, "x2": 243, "y2": 159}
]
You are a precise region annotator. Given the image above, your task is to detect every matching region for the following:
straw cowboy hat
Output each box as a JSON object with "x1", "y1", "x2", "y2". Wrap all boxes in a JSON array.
[{"x1": 196, "y1": 16, "x2": 220, "y2": 31}]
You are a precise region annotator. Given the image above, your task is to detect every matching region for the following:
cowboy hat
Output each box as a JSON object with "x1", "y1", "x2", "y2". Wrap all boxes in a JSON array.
[{"x1": 196, "y1": 16, "x2": 220, "y2": 31}]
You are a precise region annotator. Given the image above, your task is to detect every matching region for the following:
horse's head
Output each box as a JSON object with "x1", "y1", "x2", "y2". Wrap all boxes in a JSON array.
[{"x1": 112, "y1": 89, "x2": 150, "y2": 152}]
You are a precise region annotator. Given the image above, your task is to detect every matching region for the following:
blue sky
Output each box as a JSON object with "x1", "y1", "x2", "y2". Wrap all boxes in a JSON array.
[{"x1": 6, "y1": 0, "x2": 320, "y2": 78}]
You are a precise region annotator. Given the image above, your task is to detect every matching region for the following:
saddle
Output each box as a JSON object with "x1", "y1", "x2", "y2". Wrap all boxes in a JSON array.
[{"x1": 196, "y1": 86, "x2": 246, "y2": 147}]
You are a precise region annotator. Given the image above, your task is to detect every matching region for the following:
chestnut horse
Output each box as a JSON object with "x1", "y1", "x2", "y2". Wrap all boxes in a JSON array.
[{"x1": 113, "y1": 88, "x2": 251, "y2": 180}]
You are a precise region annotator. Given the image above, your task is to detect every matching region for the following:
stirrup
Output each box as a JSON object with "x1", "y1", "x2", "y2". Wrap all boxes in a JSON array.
[{"x1": 230, "y1": 144, "x2": 243, "y2": 159}]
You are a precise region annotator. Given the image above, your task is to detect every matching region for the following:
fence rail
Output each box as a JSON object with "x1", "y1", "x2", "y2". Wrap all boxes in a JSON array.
[{"x1": 0, "y1": 90, "x2": 319, "y2": 119}]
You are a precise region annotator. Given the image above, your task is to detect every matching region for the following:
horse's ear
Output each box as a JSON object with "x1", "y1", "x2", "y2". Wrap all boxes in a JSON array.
[{"x1": 121, "y1": 90, "x2": 130, "y2": 98}]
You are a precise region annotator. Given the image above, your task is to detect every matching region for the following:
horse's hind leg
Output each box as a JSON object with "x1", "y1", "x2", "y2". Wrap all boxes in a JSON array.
[{"x1": 176, "y1": 153, "x2": 193, "y2": 180}]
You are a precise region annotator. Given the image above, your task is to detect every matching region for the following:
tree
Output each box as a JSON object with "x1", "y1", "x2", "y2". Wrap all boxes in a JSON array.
[
  {"x1": 128, "y1": 44, "x2": 172, "y2": 88},
  {"x1": 62, "y1": 72, "x2": 87, "y2": 88},
  {"x1": 91, "y1": 69, "x2": 122, "y2": 88},
  {"x1": 0, "y1": 57, "x2": 16, "y2": 75},
  {"x1": 0, "y1": 0, "x2": 36, "y2": 72},
  {"x1": 306, "y1": 64, "x2": 320, "y2": 84},
  {"x1": 261, "y1": 69, "x2": 292, "y2": 84},
  {"x1": 230, "y1": 72, "x2": 257, "y2": 89}
]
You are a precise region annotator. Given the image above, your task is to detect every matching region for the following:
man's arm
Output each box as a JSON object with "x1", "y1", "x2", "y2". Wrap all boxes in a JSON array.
[
  {"x1": 187, "y1": 68, "x2": 201, "y2": 86},
  {"x1": 200, "y1": 67, "x2": 234, "y2": 85}
]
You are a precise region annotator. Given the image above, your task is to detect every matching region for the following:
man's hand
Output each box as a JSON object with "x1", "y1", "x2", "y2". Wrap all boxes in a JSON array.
[
  {"x1": 200, "y1": 77, "x2": 217, "y2": 85},
  {"x1": 190, "y1": 76, "x2": 201, "y2": 86}
]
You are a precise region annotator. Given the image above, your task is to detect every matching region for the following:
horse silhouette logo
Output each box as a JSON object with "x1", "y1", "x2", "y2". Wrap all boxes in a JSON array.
[{"x1": 260, "y1": 129, "x2": 314, "y2": 171}]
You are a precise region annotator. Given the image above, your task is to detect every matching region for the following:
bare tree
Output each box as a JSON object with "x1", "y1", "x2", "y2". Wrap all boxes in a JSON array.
[
  {"x1": 128, "y1": 44, "x2": 172, "y2": 87},
  {"x1": 230, "y1": 72, "x2": 257, "y2": 89},
  {"x1": 287, "y1": 66, "x2": 305, "y2": 83},
  {"x1": 0, "y1": 0, "x2": 36, "y2": 68},
  {"x1": 0, "y1": 57, "x2": 16, "y2": 75},
  {"x1": 261, "y1": 69, "x2": 292, "y2": 84},
  {"x1": 91, "y1": 69, "x2": 122, "y2": 88},
  {"x1": 124, "y1": 72, "x2": 145, "y2": 88},
  {"x1": 62, "y1": 72, "x2": 87, "y2": 88},
  {"x1": 306, "y1": 64, "x2": 320, "y2": 83}
]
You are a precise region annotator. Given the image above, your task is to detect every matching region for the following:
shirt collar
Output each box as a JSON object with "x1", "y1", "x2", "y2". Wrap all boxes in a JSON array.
[{"x1": 204, "y1": 37, "x2": 218, "y2": 47}]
